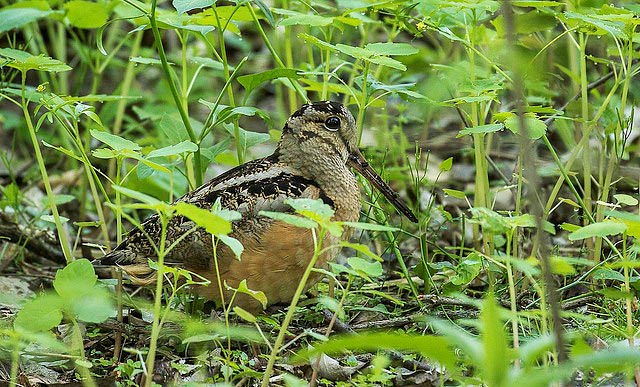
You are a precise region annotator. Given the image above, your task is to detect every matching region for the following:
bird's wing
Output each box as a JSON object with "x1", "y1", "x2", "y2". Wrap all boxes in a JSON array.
[{"x1": 100, "y1": 155, "x2": 332, "y2": 266}]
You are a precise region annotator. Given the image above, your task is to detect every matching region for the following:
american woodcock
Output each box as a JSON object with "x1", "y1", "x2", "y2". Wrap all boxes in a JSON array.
[{"x1": 101, "y1": 101, "x2": 417, "y2": 312}]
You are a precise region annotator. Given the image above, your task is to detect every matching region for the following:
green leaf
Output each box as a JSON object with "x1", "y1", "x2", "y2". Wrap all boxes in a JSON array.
[
  {"x1": 365, "y1": 42, "x2": 418, "y2": 56},
  {"x1": 233, "y1": 306, "x2": 256, "y2": 323},
  {"x1": 172, "y1": 0, "x2": 211, "y2": 14},
  {"x1": 147, "y1": 141, "x2": 198, "y2": 158},
  {"x1": 340, "y1": 241, "x2": 383, "y2": 262},
  {"x1": 614, "y1": 194, "x2": 638, "y2": 206},
  {"x1": 341, "y1": 221, "x2": 397, "y2": 232},
  {"x1": 280, "y1": 13, "x2": 333, "y2": 27},
  {"x1": 175, "y1": 202, "x2": 232, "y2": 235},
  {"x1": 14, "y1": 293, "x2": 63, "y2": 333},
  {"x1": 451, "y1": 252, "x2": 482, "y2": 285},
  {"x1": 480, "y1": 296, "x2": 509, "y2": 386},
  {"x1": 457, "y1": 123, "x2": 504, "y2": 137},
  {"x1": 469, "y1": 207, "x2": 510, "y2": 235},
  {"x1": 259, "y1": 211, "x2": 317, "y2": 229},
  {"x1": 0, "y1": 7, "x2": 53, "y2": 33},
  {"x1": 219, "y1": 234, "x2": 244, "y2": 259},
  {"x1": 504, "y1": 116, "x2": 547, "y2": 139},
  {"x1": 347, "y1": 257, "x2": 383, "y2": 278},
  {"x1": 91, "y1": 129, "x2": 141, "y2": 151},
  {"x1": 229, "y1": 279, "x2": 268, "y2": 309},
  {"x1": 294, "y1": 333, "x2": 456, "y2": 370},
  {"x1": 237, "y1": 68, "x2": 300, "y2": 95},
  {"x1": 159, "y1": 113, "x2": 190, "y2": 142},
  {"x1": 568, "y1": 221, "x2": 627, "y2": 241},
  {"x1": 112, "y1": 185, "x2": 161, "y2": 205},
  {"x1": 53, "y1": 259, "x2": 97, "y2": 300},
  {"x1": 335, "y1": 44, "x2": 406, "y2": 70},
  {"x1": 439, "y1": 157, "x2": 453, "y2": 172},
  {"x1": 64, "y1": 0, "x2": 108, "y2": 29},
  {"x1": 0, "y1": 48, "x2": 71, "y2": 72},
  {"x1": 253, "y1": 0, "x2": 275, "y2": 27},
  {"x1": 443, "y1": 188, "x2": 466, "y2": 199},
  {"x1": 69, "y1": 286, "x2": 116, "y2": 323}
]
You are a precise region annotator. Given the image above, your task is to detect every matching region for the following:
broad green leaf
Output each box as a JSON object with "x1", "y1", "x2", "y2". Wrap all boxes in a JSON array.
[
  {"x1": 347, "y1": 257, "x2": 383, "y2": 278},
  {"x1": 279, "y1": 13, "x2": 333, "y2": 27},
  {"x1": 159, "y1": 113, "x2": 190, "y2": 142},
  {"x1": 457, "y1": 123, "x2": 504, "y2": 137},
  {"x1": 335, "y1": 44, "x2": 406, "y2": 70},
  {"x1": 0, "y1": 48, "x2": 71, "y2": 72},
  {"x1": 112, "y1": 185, "x2": 161, "y2": 205},
  {"x1": 219, "y1": 234, "x2": 244, "y2": 259},
  {"x1": 365, "y1": 42, "x2": 418, "y2": 56},
  {"x1": 228, "y1": 279, "x2": 267, "y2": 309},
  {"x1": 286, "y1": 198, "x2": 335, "y2": 219},
  {"x1": 294, "y1": 333, "x2": 456, "y2": 370},
  {"x1": 233, "y1": 306, "x2": 256, "y2": 323},
  {"x1": 480, "y1": 296, "x2": 509, "y2": 386},
  {"x1": 604, "y1": 209, "x2": 640, "y2": 238},
  {"x1": 91, "y1": 129, "x2": 141, "y2": 151},
  {"x1": 341, "y1": 221, "x2": 397, "y2": 232},
  {"x1": 146, "y1": 141, "x2": 198, "y2": 158},
  {"x1": 469, "y1": 207, "x2": 510, "y2": 235},
  {"x1": 237, "y1": 68, "x2": 300, "y2": 94},
  {"x1": 0, "y1": 7, "x2": 53, "y2": 33},
  {"x1": 613, "y1": 194, "x2": 638, "y2": 206},
  {"x1": 189, "y1": 56, "x2": 225, "y2": 71},
  {"x1": 64, "y1": 0, "x2": 108, "y2": 29},
  {"x1": 568, "y1": 221, "x2": 627, "y2": 241},
  {"x1": 14, "y1": 293, "x2": 63, "y2": 333},
  {"x1": 443, "y1": 188, "x2": 466, "y2": 199},
  {"x1": 259, "y1": 211, "x2": 317, "y2": 229},
  {"x1": 175, "y1": 202, "x2": 232, "y2": 235},
  {"x1": 439, "y1": 157, "x2": 453, "y2": 172},
  {"x1": 340, "y1": 241, "x2": 383, "y2": 262},
  {"x1": 504, "y1": 115, "x2": 547, "y2": 139},
  {"x1": 512, "y1": 1, "x2": 562, "y2": 6},
  {"x1": 591, "y1": 268, "x2": 625, "y2": 281},
  {"x1": 172, "y1": 0, "x2": 211, "y2": 14},
  {"x1": 69, "y1": 286, "x2": 116, "y2": 323},
  {"x1": 451, "y1": 252, "x2": 482, "y2": 285},
  {"x1": 53, "y1": 259, "x2": 97, "y2": 300}
]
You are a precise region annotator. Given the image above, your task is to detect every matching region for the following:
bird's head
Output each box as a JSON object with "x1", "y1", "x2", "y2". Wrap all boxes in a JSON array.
[{"x1": 278, "y1": 101, "x2": 417, "y2": 223}]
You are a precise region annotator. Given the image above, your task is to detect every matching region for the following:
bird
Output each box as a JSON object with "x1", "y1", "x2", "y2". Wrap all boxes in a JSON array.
[{"x1": 100, "y1": 101, "x2": 418, "y2": 312}]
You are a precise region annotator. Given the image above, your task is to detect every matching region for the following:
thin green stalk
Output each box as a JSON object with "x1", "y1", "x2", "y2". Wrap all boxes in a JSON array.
[
  {"x1": 505, "y1": 231, "x2": 519, "y2": 365},
  {"x1": 212, "y1": 5, "x2": 243, "y2": 164},
  {"x1": 20, "y1": 71, "x2": 73, "y2": 262},
  {"x1": 108, "y1": 29, "x2": 144, "y2": 181},
  {"x1": 578, "y1": 34, "x2": 593, "y2": 255},
  {"x1": 593, "y1": 40, "x2": 633, "y2": 264},
  {"x1": 355, "y1": 61, "x2": 370, "y2": 142},
  {"x1": 9, "y1": 338, "x2": 19, "y2": 387},
  {"x1": 261, "y1": 228, "x2": 327, "y2": 387},
  {"x1": 148, "y1": 0, "x2": 202, "y2": 186},
  {"x1": 281, "y1": 0, "x2": 297, "y2": 112},
  {"x1": 247, "y1": 5, "x2": 307, "y2": 103},
  {"x1": 145, "y1": 214, "x2": 169, "y2": 387}
]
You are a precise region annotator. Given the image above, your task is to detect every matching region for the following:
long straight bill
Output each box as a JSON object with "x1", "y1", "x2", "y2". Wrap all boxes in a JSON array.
[{"x1": 348, "y1": 150, "x2": 418, "y2": 223}]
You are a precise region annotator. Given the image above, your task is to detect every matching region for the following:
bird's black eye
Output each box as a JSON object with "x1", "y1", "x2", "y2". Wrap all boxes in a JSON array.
[{"x1": 324, "y1": 116, "x2": 341, "y2": 131}]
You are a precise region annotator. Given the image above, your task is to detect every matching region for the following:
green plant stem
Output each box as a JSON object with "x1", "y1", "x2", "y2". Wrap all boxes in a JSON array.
[
  {"x1": 20, "y1": 71, "x2": 73, "y2": 263},
  {"x1": 212, "y1": 5, "x2": 243, "y2": 165},
  {"x1": 261, "y1": 228, "x2": 327, "y2": 387},
  {"x1": 9, "y1": 339, "x2": 19, "y2": 387},
  {"x1": 355, "y1": 61, "x2": 370, "y2": 142},
  {"x1": 247, "y1": 5, "x2": 307, "y2": 103},
  {"x1": 145, "y1": 214, "x2": 168, "y2": 387},
  {"x1": 593, "y1": 40, "x2": 633, "y2": 265},
  {"x1": 148, "y1": 0, "x2": 202, "y2": 187},
  {"x1": 578, "y1": 33, "x2": 593, "y2": 255},
  {"x1": 281, "y1": 0, "x2": 298, "y2": 112},
  {"x1": 108, "y1": 29, "x2": 144, "y2": 181},
  {"x1": 504, "y1": 231, "x2": 519, "y2": 365}
]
